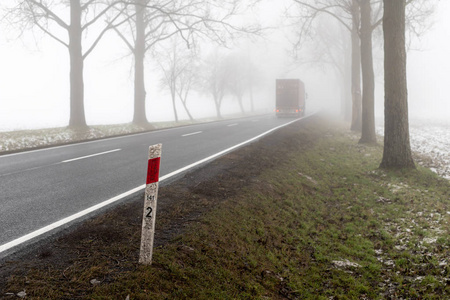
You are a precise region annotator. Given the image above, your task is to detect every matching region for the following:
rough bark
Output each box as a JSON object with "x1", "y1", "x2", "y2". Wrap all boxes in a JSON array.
[
  {"x1": 350, "y1": 0, "x2": 362, "y2": 132},
  {"x1": 359, "y1": 0, "x2": 377, "y2": 144},
  {"x1": 133, "y1": 0, "x2": 148, "y2": 126},
  {"x1": 380, "y1": 0, "x2": 415, "y2": 169},
  {"x1": 68, "y1": 0, "x2": 86, "y2": 128}
]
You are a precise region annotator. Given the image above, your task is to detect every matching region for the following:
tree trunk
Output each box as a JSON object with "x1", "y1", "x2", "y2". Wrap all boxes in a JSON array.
[
  {"x1": 133, "y1": 0, "x2": 148, "y2": 125},
  {"x1": 359, "y1": 0, "x2": 377, "y2": 144},
  {"x1": 182, "y1": 103, "x2": 193, "y2": 121},
  {"x1": 350, "y1": 0, "x2": 362, "y2": 131},
  {"x1": 237, "y1": 95, "x2": 245, "y2": 114},
  {"x1": 249, "y1": 85, "x2": 254, "y2": 112},
  {"x1": 343, "y1": 34, "x2": 352, "y2": 122},
  {"x1": 180, "y1": 97, "x2": 193, "y2": 121},
  {"x1": 214, "y1": 94, "x2": 222, "y2": 118},
  {"x1": 170, "y1": 86, "x2": 178, "y2": 122},
  {"x1": 68, "y1": 0, "x2": 87, "y2": 128},
  {"x1": 380, "y1": 0, "x2": 415, "y2": 169}
]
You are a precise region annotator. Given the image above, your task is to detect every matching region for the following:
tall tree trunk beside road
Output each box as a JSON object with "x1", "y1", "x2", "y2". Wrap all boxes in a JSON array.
[
  {"x1": 6, "y1": 0, "x2": 124, "y2": 129},
  {"x1": 350, "y1": 0, "x2": 362, "y2": 132},
  {"x1": 133, "y1": 0, "x2": 148, "y2": 126},
  {"x1": 359, "y1": 0, "x2": 377, "y2": 144},
  {"x1": 380, "y1": 0, "x2": 415, "y2": 169},
  {"x1": 68, "y1": 0, "x2": 86, "y2": 128}
]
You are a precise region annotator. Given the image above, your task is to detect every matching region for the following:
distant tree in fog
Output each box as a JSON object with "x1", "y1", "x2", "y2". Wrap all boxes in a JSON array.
[
  {"x1": 290, "y1": 0, "x2": 363, "y2": 132},
  {"x1": 157, "y1": 38, "x2": 198, "y2": 122},
  {"x1": 114, "y1": 0, "x2": 261, "y2": 125},
  {"x1": 380, "y1": 0, "x2": 415, "y2": 169},
  {"x1": 200, "y1": 50, "x2": 228, "y2": 118},
  {"x1": 5, "y1": 0, "x2": 125, "y2": 128},
  {"x1": 222, "y1": 52, "x2": 261, "y2": 114},
  {"x1": 224, "y1": 54, "x2": 248, "y2": 114},
  {"x1": 298, "y1": 19, "x2": 352, "y2": 120}
]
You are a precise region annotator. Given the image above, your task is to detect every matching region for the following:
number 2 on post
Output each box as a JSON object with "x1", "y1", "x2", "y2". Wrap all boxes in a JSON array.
[{"x1": 146, "y1": 207, "x2": 153, "y2": 218}]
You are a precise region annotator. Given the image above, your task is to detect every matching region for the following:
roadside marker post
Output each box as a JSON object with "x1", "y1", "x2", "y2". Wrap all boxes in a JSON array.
[{"x1": 139, "y1": 144, "x2": 162, "y2": 265}]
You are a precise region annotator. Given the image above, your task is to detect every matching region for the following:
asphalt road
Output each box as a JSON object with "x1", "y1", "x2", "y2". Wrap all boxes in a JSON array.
[{"x1": 0, "y1": 114, "x2": 306, "y2": 257}]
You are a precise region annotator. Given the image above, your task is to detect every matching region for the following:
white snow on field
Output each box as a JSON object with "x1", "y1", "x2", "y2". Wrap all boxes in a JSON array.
[
  {"x1": 377, "y1": 120, "x2": 450, "y2": 180},
  {"x1": 410, "y1": 122, "x2": 450, "y2": 180}
]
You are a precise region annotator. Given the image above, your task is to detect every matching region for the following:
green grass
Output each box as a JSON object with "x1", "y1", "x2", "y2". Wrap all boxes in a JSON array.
[{"x1": 3, "y1": 118, "x2": 449, "y2": 299}]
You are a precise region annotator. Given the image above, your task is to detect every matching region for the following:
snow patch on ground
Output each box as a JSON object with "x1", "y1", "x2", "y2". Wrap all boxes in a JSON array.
[{"x1": 377, "y1": 121, "x2": 450, "y2": 180}]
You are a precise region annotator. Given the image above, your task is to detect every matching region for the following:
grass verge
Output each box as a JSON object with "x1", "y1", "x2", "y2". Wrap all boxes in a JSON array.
[{"x1": 1, "y1": 116, "x2": 449, "y2": 299}]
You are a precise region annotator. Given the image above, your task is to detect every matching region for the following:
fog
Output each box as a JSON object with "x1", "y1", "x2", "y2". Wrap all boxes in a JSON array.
[{"x1": 0, "y1": 1, "x2": 448, "y2": 132}]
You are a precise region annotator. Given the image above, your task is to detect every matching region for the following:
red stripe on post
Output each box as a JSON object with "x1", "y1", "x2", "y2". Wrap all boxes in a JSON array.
[{"x1": 146, "y1": 157, "x2": 161, "y2": 184}]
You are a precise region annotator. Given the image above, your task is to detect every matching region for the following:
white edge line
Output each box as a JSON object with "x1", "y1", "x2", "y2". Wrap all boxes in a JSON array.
[
  {"x1": 0, "y1": 115, "x2": 312, "y2": 254},
  {"x1": 62, "y1": 149, "x2": 121, "y2": 163},
  {"x1": 227, "y1": 123, "x2": 239, "y2": 127},
  {"x1": 181, "y1": 131, "x2": 202, "y2": 137},
  {"x1": 0, "y1": 185, "x2": 145, "y2": 254}
]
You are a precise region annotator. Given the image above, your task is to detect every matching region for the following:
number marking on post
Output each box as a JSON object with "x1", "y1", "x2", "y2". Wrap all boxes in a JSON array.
[{"x1": 139, "y1": 144, "x2": 162, "y2": 265}]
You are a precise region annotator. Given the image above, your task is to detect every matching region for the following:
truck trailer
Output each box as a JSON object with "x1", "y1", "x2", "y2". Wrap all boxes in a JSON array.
[{"x1": 275, "y1": 79, "x2": 306, "y2": 117}]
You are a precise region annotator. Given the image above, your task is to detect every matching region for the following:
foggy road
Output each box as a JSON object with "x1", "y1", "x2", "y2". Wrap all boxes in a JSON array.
[{"x1": 0, "y1": 114, "x2": 310, "y2": 258}]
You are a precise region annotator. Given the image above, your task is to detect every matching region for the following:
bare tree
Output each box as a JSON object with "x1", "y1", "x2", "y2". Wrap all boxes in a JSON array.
[
  {"x1": 380, "y1": 0, "x2": 414, "y2": 169},
  {"x1": 174, "y1": 55, "x2": 198, "y2": 121},
  {"x1": 290, "y1": 0, "x2": 364, "y2": 131},
  {"x1": 224, "y1": 53, "x2": 248, "y2": 114},
  {"x1": 5, "y1": 0, "x2": 125, "y2": 128},
  {"x1": 290, "y1": 0, "x2": 434, "y2": 133},
  {"x1": 358, "y1": 0, "x2": 382, "y2": 144},
  {"x1": 244, "y1": 50, "x2": 261, "y2": 113},
  {"x1": 358, "y1": 0, "x2": 435, "y2": 144},
  {"x1": 201, "y1": 49, "x2": 228, "y2": 118},
  {"x1": 221, "y1": 52, "x2": 261, "y2": 114},
  {"x1": 157, "y1": 38, "x2": 198, "y2": 122},
  {"x1": 114, "y1": 0, "x2": 261, "y2": 125},
  {"x1": 299, "y1": 18, "x2": 352, "y2": 119}
]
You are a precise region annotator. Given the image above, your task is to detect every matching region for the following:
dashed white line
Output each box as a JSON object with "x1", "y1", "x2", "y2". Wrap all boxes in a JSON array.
[
  {"x1": 182, "y1": 131, "x2": 202, "y2": 137},
  {"x1": 62, "y1": 149, "x2": 121, "y2": 163},
  {"x1": 227, "y1": 123, "x2": 239, "y2": 127}
]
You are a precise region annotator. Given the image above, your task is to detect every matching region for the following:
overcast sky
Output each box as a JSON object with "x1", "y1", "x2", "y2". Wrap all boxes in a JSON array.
[{"x1": 0, "y1": 1, "x2": 448, "y2": 131}]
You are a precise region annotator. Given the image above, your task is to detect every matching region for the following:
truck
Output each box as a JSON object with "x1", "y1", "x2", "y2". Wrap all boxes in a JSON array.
[{"x1": 275, "y1": 79, "x2": 306, "y2": 117}]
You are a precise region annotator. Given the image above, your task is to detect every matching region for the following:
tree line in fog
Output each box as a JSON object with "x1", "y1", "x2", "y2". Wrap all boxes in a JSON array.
[
  {"x1": 2, "y1": 0, "x2": 262, "y2": 128},
  {"x1": 1, "y1": 0, "x2": 437, "y2": 169}
]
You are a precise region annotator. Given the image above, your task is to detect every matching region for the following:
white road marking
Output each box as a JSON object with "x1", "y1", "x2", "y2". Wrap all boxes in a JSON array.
[
  {"x1": 227, "y1": 123, "x2": 239, "y2": 127},
  {"x1": 62, "y1": 149, "x2": 121, "y2": 163},
  {"x1": 0, "y1": 185, "x2": 145, "y2": 254},
  {"x1": 0, "y1": 114, "x2": 273, "y2": 159},
  {"x1": 0, "y1": 114, "x2": 312, "y2": 255},
  {"x1": 0, "y1": 163, "x2": 61, "y2": 178},
  {"x1": 182, "y1": 131, "x2": 202, "y2": 137}
]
